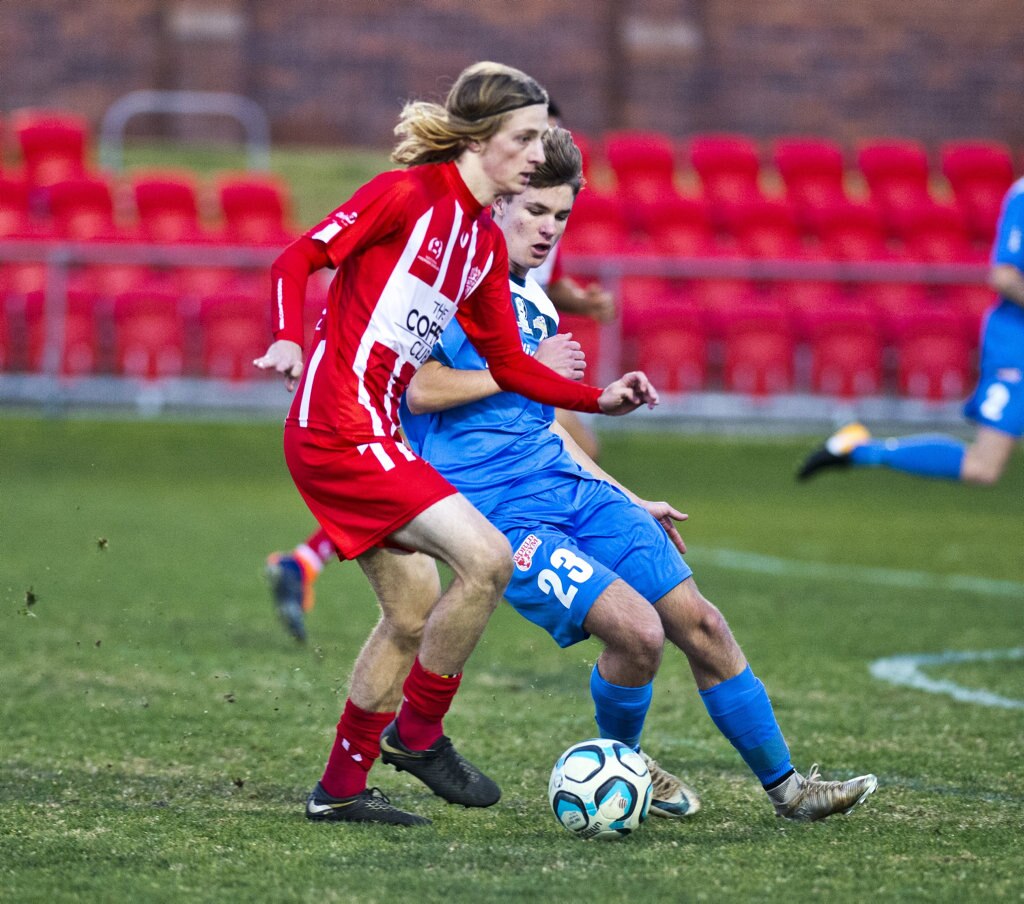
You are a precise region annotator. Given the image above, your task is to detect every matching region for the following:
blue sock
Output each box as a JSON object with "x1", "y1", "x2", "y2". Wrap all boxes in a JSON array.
[
  {"x1": 850, "y1": 435, "x2": 965, "y2": 480},
  {"x1": 590, "y1": 664, "x2": 653, "y2": 751},
  {"x1": 699, "y1": 666, "x2": 792, "y2": 786}
]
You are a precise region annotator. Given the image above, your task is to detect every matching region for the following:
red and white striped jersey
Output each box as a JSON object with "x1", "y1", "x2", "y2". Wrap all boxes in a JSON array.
[{"x1": 274, "y1": 161, "x2": 600, "y2": 442}]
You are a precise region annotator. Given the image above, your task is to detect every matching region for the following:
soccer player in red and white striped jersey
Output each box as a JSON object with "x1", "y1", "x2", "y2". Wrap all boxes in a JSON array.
[{"x1": 254, "y1": 62, "x2": 659, "y2": 826}]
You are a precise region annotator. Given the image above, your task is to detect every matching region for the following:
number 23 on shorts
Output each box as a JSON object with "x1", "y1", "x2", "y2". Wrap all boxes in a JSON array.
[{"x1": 538, "y1": 548, "x2": 594, "y2": 609}]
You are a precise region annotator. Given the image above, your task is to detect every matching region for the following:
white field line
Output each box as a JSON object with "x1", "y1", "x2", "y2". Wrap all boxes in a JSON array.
[
  {"x1": 698, "y1": 547, "x2": 1024, "y2": 599},
  {"x1": 695, "y1": 546, "x2": 1023, "y2": 709},
  {"x1": 869, "y1": 649, "x2": 1024, "y2": 710}
]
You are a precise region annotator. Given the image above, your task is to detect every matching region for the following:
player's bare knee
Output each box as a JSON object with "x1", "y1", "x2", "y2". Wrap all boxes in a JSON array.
[
  {"x1": 961, "y1": 459, "x2": 1003, "y2": 485},
  {"x1": 605, "y1": 612, "x2": 663, "y2": 677},
  {"x1": 383, "y1": 610, "x2": 427, "y2": 651},
  {"x1": 460, "y1": 530, "x2": 513, "y2": 601}
]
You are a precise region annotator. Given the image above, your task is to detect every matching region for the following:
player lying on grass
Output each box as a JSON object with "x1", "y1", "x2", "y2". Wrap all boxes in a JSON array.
[
  {"x1": 799, "y1": 175, "x2": 1024, "y2": 485},
  {"x1": 394, "y1": 127, "x2": 878, "y2": 823},
  {"x1": 255, "y1": 62, "x2": 660, "y2": 827}
]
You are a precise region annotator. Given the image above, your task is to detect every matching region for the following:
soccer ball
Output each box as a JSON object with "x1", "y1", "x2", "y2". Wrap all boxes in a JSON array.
[{"x1": 548, "y1": 738, "x2": 652, "y2": 840}]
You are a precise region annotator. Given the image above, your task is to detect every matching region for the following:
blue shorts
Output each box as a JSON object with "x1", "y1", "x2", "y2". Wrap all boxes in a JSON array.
[
  {"x1": 489, "y1": 477, "x2": 692, "y2": 648},
  {"x1": 962, "y1": 367, "x2": 1024, "y2": 437},
  {"x1": 962, "y1": 302, "x2": 1024, "y2": 438}
]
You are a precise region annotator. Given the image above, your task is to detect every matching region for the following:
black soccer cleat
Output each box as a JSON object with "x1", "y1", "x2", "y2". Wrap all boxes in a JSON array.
[
  {"x1": 797, "y1": 422, "x2": 871, "y2": 481},
  {"x1": 379, "y1": 720, "x2": 501, "y2": 808},
  {"x1": 304, "y1": 782, "x2": 431, "y2": 826}
]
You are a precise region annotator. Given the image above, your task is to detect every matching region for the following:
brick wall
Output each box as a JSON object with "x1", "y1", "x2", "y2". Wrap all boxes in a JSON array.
[{"x1": 2, "y1": 0, "x2": 1022, "y2": 151}]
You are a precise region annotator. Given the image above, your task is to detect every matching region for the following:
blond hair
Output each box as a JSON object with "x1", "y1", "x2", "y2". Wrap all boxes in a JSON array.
[{"x1": 392, "y1": 61, "x2": 548, "y2": 166}]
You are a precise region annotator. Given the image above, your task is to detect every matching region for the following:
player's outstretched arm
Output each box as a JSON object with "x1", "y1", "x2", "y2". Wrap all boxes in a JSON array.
[
  {"x1": 254, "y1": 339, "x2": 304, "y2": 392},
  {"x1": 597, "y1": 371, "x2": 659, "y2": 415}
]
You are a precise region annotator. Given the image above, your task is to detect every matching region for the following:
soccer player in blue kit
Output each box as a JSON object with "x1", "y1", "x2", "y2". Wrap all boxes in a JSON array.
[
  {"x1": 799, "y1": 176, "x2": 1024, "y2": 484},
  {"x1": 400, "y1": 127, "x2": 878, "y2": 822}
]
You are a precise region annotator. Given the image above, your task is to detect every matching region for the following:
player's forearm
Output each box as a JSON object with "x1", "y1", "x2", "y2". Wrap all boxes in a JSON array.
[
  {"x1": 546, "y1": 277, "x2": 589, "y2": 314},
  {"x1": 403, "y1": 361, "x2": 501, "y2": 415},
  {"x1": 989, "y1": 263, "x2": 1024, "y2": 308},
  {"x1": 271, "y1": 236, "x2": 331, "y2": 345}
]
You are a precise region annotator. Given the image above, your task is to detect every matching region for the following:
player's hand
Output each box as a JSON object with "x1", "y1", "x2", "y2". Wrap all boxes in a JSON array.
[
  {"x1": 583, "y1": 283, "x2": 616, "y2": 324},
  {"x1": 597, "y1": 371, "x2": 659, "y2": 415},
  {"x1": 640, "y1": 500, "x2": 688, "y2": 554},
  {"x1": 254, "y1": 339, "x2": 304, "y2": 392},
  {"x1": 535, "y1": 333, "x2": 586, "y2": 381}
]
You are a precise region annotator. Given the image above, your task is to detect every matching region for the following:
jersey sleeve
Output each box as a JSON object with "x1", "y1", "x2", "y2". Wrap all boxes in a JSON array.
[
  {"x1": 455, "y1": 233, "x2": 602, "y2": 414},
  {"x1": 269, "y1": 170, "x2": 410, "y2": 345},
  {"x1": 306, "y1": 170, "x2": 409, "y2": 268},
  {"x1": 992, "y1": 182, "x2": 1024, "y2": 268}
]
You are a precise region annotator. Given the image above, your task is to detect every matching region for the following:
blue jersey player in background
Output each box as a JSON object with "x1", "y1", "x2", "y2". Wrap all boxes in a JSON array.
[
  {"x1": 799, "y1": 176, "x2": 1024, "y2": 484},
  {"x1": 401, "y1": 127, "x2": 878, "y2": 822}
]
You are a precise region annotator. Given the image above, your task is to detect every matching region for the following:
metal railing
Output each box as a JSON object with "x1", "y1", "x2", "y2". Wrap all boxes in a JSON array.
[
  {"x1": 0, "y1": 238, "x2": 989, "y2": 425},
  {"x1": 98, "y1": 90, "x2": 272, "y2": 171}
]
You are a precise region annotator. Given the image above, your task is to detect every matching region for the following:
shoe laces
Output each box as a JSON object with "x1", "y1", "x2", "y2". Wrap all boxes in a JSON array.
[
  {"x1": 433, "y1": 736, "x2": 479, "y2": 783},
  {"x1": 363, "y1": 787, "x2": 395, "y2": 809},
  {"x1": 641, "y1": 752, "x2": 681, "y2": 798}
]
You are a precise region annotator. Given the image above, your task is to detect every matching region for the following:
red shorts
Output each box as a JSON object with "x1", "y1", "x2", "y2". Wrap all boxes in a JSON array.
[{"x1": 283, "y1": 425, "x2": 458, "y2": 560}]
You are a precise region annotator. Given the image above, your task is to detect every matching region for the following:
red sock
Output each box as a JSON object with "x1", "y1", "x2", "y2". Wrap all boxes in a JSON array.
[
  {"x1": 320, "y1": 699, "x2": 395, "y2": 799},
  {"x1": 395, "y1": 657, "x2": 462, "y2": 750},
  {"x1": 306, "y1": 527, "x2": 337, "y2": 565}
]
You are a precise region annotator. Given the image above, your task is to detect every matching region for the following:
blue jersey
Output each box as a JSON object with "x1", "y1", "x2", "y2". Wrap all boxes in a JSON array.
[
  {"x1": 963, "y1": 177, "x2": 1024, "y2": 436},
  {"x1": 400, "y1": 271, "x2": 691, "y2": 648},
  {"x1": 399, "y1": 273, "x2": 599, "y2": 518}
]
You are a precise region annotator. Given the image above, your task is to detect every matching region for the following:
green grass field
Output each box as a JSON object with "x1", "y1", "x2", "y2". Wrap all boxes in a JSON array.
[{"x1": 1, "y1": 417, "x2": 1022, "y2": 903}]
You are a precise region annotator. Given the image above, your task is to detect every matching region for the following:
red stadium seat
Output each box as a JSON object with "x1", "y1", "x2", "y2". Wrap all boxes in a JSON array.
[
  {"x1": 851, "y1": 279, "x2": 931, "y2": 342},
  {"x1": 722, "y1": 302, "x2": 795, "y2": 396},
  {"x1": 216, "y1": 172, "x2": 296, "y2": 245},
  {"x1": 644, "y1": 196, "x2": 717, "y2": 256},
  {"x1": 689, "y1": 268, "x2": 762, "y2": 339},
  {"x1": 731, "y1": 197, "x2": 804, "y2": 259},
  {"x1": 130, "y1": 169, "x2": 209, "y2": 243},
  {"x1": 0, "y1": 176, "x2": 32, "y2": 236},
  {"x1": 772, "y1": 137, "x2": 849, "y2": 233},
  {"x1": 557, "y1": 312, "x2": 606, "y2": 381},
  {"x1": 12, "y1": 109, "x2": 90, "y2": 188},
  {"x1": 856, "y1": 139, "x2": 935, "y2": 237},
  {"x1": 112, "y1": 287, "x2": 186, "y2": 379},
  {"x1": 896, "y1": 308, "x2": 973, "y2": 401},
  {"x1": 805, "y1": 304, "x2": 884, "y2": 398},
  {"x1": 21, "y1": 288, "x2": 105, "y2": 375},
  {"x1": 198, "y1": 291, "x2": 271, "y2": 381},
  {"x1": 770, "y1": 275, "x2": 849, "y2": 340},
  {"x1": 901, "y1": 200, "x2": 980, "y2": 263},
  {"x1": 603, "y1": 131, "x2": 680, "y2": 204},
  {"x1": 558, "y1": 191, "x2": 632, "y2": 256},
  {"x1": 816, "y1": 198, "x2": 890, "y2": 261},
  {"x1": 940, "y1": 140, "x2": 1015, "y2": 245},
  {"x1": 630, "y1": 301, "x2": 708, "y2": 393},
  {"x1": 687, "y1": 133, "x2": 763, "y2": 229},
  {"x1": 47, "y1": 176, "x2": 121, "y2": 240}
]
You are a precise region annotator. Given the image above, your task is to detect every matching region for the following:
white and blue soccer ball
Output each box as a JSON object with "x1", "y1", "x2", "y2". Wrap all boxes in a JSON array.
[{"x1": 548, "y1": 738, "x2": 653, "y2": 840}]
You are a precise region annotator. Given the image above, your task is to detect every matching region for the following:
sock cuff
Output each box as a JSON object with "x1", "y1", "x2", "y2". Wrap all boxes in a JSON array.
[
  {"x1": 294, "y1": 543, "x2": 324, "y2": 576},
  {"x1": 590, "y1": 664, "x2": 654, "y2": 705}
]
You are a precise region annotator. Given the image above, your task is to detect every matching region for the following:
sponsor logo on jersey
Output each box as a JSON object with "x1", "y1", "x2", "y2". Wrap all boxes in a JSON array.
[
  {"x1": 404, "y1": 299, "x2": 453, "y2": 364},
  {"x1": 415, "y1": 236, "x2": 445, "y2": 272},
  {"x1": 464, "y1": 266, "x2": 483, "y2": 296},
  {"x1": 513, "y1": 534, "x2": 542, "y2": 571},
  {"x1": 310, "y1": 210, "x2": 358, "y2": 243}
]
